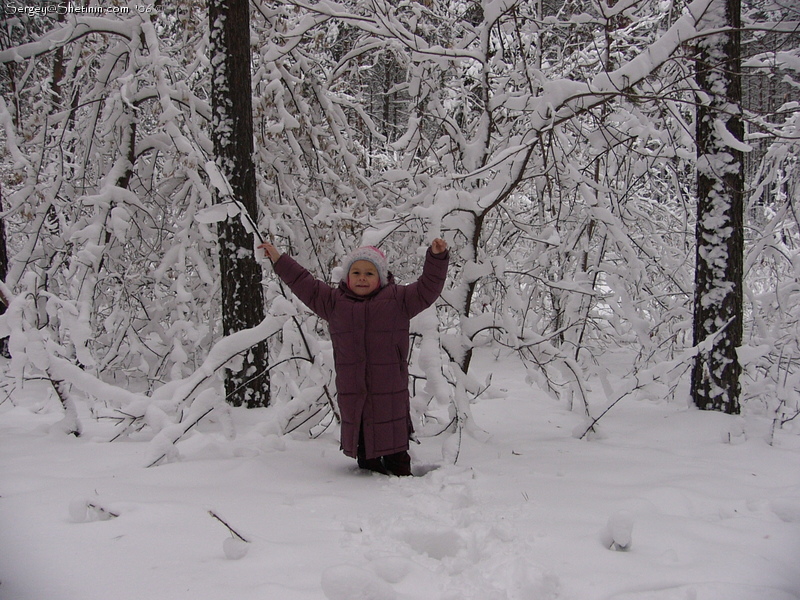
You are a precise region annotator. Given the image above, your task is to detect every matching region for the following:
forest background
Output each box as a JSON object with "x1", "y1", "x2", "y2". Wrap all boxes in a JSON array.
[{"x1": 0, "y1": 0, "x2": 799, "y2": 459}]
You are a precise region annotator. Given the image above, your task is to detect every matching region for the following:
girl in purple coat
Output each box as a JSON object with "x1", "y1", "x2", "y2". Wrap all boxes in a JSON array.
[{"x1": 259, "y1": 238, "x2": 449, "y2": 476}]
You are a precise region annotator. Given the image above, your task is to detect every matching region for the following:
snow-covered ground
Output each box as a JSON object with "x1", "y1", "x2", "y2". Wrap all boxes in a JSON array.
[{"x1": 1, "y1": 350, "x2": 799, "y2": 600}]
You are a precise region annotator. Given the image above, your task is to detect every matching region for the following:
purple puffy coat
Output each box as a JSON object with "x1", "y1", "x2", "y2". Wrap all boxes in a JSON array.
[{"x1": 273, "y1": 249, "x2": 449, "y2": 459}]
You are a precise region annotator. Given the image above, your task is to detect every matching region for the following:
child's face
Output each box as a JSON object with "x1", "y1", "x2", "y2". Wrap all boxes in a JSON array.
[{"x1": 348, "y1": 260, "x2": 381, "y2": 296}]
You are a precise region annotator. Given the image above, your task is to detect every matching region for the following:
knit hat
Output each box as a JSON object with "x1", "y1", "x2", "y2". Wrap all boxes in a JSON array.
[{"x1": 341, "y1": 246, "x2": 389, "y2": 287}]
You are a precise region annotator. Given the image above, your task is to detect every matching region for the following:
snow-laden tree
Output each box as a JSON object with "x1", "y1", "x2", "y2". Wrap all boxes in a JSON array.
[
  {"x1": 738, "y1": 0, "x2": 800, "y2": 432},
  {"x1": 265, "y1": 0, "x2": 697, "y2": 395},
  {"x1": 1, "y1": 0, "x2": 798, "y2": 461},
  {"x1": 0, "y1": 4, "x2": 230, "y2": 438},
  {"x1": 261, "y1": 0, "x2": 797, "y2": 429}
]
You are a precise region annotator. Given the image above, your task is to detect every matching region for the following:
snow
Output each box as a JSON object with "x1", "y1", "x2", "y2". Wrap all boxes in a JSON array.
[{"x1": 1, "y1": 350, "x2": 799, "y2": 600}]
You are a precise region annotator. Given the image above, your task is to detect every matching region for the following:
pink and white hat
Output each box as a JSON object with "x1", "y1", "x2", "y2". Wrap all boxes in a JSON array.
[{"x1": 342, "y1": 246, "x2": 389, "y2": 287}]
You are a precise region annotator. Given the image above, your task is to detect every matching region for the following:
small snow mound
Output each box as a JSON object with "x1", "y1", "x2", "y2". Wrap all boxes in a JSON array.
[
  {"x1": 321, "y1": 565, "x2": 397, "y2": 600},
  {"x1": 222, "y1": 537, "x2": 249, "y2": 560},
  {"x1": 371, "y1": 556, "x2": 412, "y2": 583},
  {"x1": 601, "y1": 510, "x2": 634, "y2": 551},
  {"x1": 68, "y1": 498, "x2": 90, "y2": 523}
]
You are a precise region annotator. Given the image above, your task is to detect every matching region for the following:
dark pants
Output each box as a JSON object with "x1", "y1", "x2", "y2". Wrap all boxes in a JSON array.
[{"x1": 357, "y1": 426, "x2": 412, "y2": 476}]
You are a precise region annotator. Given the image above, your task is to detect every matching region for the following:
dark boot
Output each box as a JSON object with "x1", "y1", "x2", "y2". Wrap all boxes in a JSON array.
[
  {"x1": 357, "y1": 426, "x2": 389, "y2": 474},
  {"x1": 383, "y1": 451, "x2": 412, "y2": 476},
  {"x1": 357, "y1": 456, "x2": 389, "y2": 474}
]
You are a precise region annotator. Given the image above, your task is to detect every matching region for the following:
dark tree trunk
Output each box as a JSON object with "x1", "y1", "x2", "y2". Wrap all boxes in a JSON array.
[
  {"x1": 209, "y1": 0, "x2": 269, "y2": 407},
  {"x1": 0, "y1": 186, "x2": 8, "y2": 358},
  {"x1": 691, "y1": 0, "x2": 744, "y2": 414}
]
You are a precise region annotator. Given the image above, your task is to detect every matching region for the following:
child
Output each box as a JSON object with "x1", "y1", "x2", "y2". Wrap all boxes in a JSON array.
[{"x1": 259, "y1": 238, "x2": 449, "y2": 476}]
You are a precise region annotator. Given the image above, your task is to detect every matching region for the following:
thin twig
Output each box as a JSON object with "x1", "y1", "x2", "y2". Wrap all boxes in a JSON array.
[
  {"x1": 208, "y1": 510, "x2": 249, "y2": 543},
  {"x1": 284, "y1": 404, "x2": 324, "y2": 435}
]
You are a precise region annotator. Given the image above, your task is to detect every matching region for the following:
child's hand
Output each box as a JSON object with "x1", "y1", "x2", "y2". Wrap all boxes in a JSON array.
[
  {"x1": 431, "y1": 238, "x2": 448, "y2": 255},
  {"x1": 257, "y1": 241, "x2": 282, "y2": 263}
]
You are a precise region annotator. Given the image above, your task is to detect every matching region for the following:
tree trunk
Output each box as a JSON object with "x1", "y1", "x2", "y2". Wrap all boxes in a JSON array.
[
  {"x1": 691, "y1": 0, "x2": 744, "y2": 414},
  {"x1": 0, "y1": 189, "x2": 8, "y2": 357},
  {"x1": 209, "y1": 0, "x2": 270, "y2": 407}
]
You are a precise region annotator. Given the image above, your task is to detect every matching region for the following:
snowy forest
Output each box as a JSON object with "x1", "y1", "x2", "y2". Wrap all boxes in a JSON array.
[{"x1": 1, "y1": 0, "x2": 799, "y2": 453}]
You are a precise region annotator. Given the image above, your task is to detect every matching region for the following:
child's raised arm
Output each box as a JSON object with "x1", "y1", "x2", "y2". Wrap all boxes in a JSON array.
[
  {"x1": 257, "y1": 241, "x2": 336, "y2": 321},
  {"x1": 397, "y1": 241, "x2": 449, "y2": 318},
  {"x1": 257, "y1": 241, "x2": 282, "y2": 263},
  {"x1": 431, "y1": 238, "x2": 448, "y2": 255}
]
